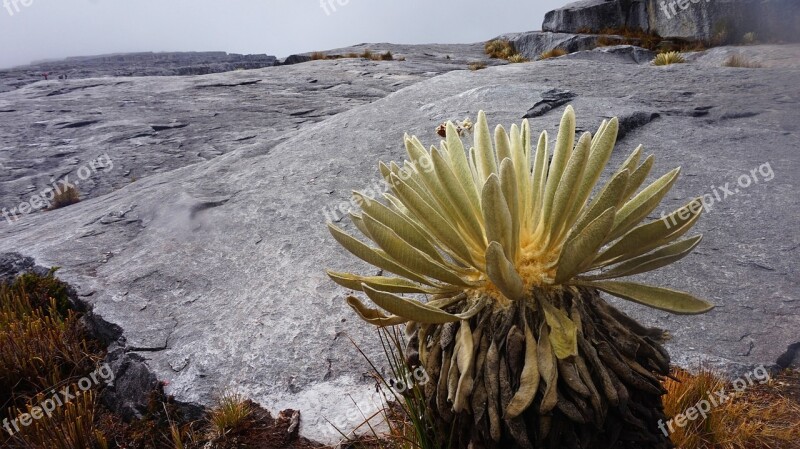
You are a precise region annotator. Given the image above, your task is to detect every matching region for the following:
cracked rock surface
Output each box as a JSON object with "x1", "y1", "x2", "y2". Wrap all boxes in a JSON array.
[{"x1": 1, "y1": 44, "x2": 799, "y2": 444}]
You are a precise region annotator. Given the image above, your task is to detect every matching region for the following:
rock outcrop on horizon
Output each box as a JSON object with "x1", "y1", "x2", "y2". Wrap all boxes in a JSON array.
[{"x1": 543, "y1": 0, "x2": 800, "y2": 42}]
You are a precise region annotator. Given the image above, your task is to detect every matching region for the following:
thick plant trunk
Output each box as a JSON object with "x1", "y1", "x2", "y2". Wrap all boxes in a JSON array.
[{"x1": 414, "y1": 287, "x2": 673, "y2": 449}]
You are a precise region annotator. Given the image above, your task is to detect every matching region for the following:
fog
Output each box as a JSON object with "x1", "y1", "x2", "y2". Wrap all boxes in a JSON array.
[{"x1": 0, "y1": 0, "x2": 565, "y2": 69}]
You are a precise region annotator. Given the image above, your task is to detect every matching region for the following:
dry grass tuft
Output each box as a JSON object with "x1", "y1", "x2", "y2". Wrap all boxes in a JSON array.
[
  {"x1": 208, "y1": 392, "x2": 253, "y2": 437},
  {"x1": 663, "y1": 367, "x2": 800, "y2": 449},
  {"x1": 539, "y1": 48, "x2": 567, "y2": 60},
  {"x1": 380, "y1": 51, "x2": 394, "y2": 61},
  {"x1": 8, "y1": 389, "x2": 108, "y2": 449},
  {"x1": 724, "y1": 54, "x2": 763, "y2": 68},
  {"x1": 484, "y1": 39, "x2": 515, "y2": 59},
  {"x1": 0, "y1": 272, "x2": 100, "y2": 402},
  {"x1": 652, "y1": 51, "x2": 686, "y2": 66},
  {"x1": 468, "y1": 61, "x2": 487, "y2": 71},
  {"x1": 50, "y1": 184, "x2": 80, "y2": 209},
  {"x1": 310, "y1": 51, "x2": 328, "y2": 60},
  {"x1": 741, "y1": 32, "x2": 758, "y2": 45},
  {"x1": 507, "y1": 54, "x2": 529, "y2": 63}
]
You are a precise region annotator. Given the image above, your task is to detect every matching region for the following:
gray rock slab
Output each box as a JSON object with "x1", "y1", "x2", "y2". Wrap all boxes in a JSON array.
[
  {"x1": 500, "y1": 30, "x2": 615, "y2": 60},
  {"x1": 0, "y1": 52, "x2": 279, "y2": 94},
  {"x1": 0, "y1": 45, "x2": 498, "y2": 222},
  {"x1": 1, "y1": 45, "x2": 799, "y2": 444},
  {"x1": 561, "y1": 44, "x2": 657, "y2": 64}
]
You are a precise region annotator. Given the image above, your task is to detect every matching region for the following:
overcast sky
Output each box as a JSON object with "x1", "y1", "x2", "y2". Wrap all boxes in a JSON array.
[{"x1": 0, "y1": 0, "x2": 565, "y2": 69}]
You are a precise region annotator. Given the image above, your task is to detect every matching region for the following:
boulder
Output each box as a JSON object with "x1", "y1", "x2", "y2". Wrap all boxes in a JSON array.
[
  {"x1": 542, "y1": 0, "x2": 800, "y2": 42},
  {"x1": 281, "y1": 54, "x2": 313, "y2": 65},
  {"x1": 561, "y1": 44, "x2": 657, "y2": 64},
  {"x1": 645, "y1": 0, "x2": 800, "y2": 42},
  {"x1": 543, "y1": 0, "x2": 626, "y2": 33}
]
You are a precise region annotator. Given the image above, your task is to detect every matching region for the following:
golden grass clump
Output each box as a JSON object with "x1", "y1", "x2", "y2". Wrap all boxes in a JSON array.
[
  {"x1": 663, "y1": 368, "x2": 800, "y2": 449},
  {"x1": 0, "y1": 273, "x2": 100, "y2": 402},
  {"x1": 484, "y1": 39, "x2": 515, "y2": 59},
  {"x1": 208, "y1": 392, "x2": 253, "y2": 437},
  {"x1": 360, "y1": 49, "x2": 374, "y2": 60},
  {"x1": 653, "y1": 51, "x2": 686, "y2": 66},
  {"x1": 724, "y1": 54, "x2": 763, "y2": 68},
  {"x1": 50, "y1": 184, "x2": 80, "y2": 209},
  {"x1": 468, "y1": 61, "x2": 487, "y2": 71},
  {"x1": 507, "y1": 53, "x2": 529, "y2": 63},
  {"x1": 380, "y1": 51, "x2": 394, "y2": 61},
  {"x1": 310, "y1": 51, "x2": 328, "y2": 60},
  {"x1": 7, "y1": 389, "x2": 108, "y2": 449},
  {"x1": 741, "y1": 32, "x2": 757, "y2": 45},
  {"x1": 539, "y1": 48, "x2": 567, "y2": 60}
]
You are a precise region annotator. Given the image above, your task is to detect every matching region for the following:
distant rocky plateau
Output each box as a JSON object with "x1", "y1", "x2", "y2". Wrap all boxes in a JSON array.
[
  {"x1": 0, "y1": 1, "x2": 798, "y2": 445},
  {"x1": 0, "y1": 51, "x2": 279, "y2": 93}
]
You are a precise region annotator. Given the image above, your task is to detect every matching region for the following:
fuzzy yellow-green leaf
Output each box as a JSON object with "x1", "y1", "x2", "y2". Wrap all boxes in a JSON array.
[
  {"x1": 555, "y1": 207, "x2": 615, "y2": 283},
  {"x1": 430, "y1": 148, "x2": 486, "y2": 248},
  {"x1": 570, "y1": 169, "x2": 630, "y2": 240},
  {"x1": 346, "y1": 296, "x2": 409, "y2": 326},
  {"x1": 548, "y1": 132, "x2": 591, "y2": 245},
  {"x1": 578, "y1": 280, "x2": 714, "y2": 314},
  {"x1": 482, "y1": 174, "x2": 514, "y2": 258},
  {"x1": 327, "y1": 270, "x2": 445, "y2": 294},
  {"x1": 622, "y1": 154, "x2": 655, "y2": 202},
  {"x1": 529, "y1": 131, "x2": 549, "y2": 229},
  {"x1": 474, "y1": 111, "x2": 498, "y2": 184},
  {"x1": 539, "y1": 106, "x2": 576, "y2": 230},
  {"x1": 328, "y1": 223, "x2": 434, "y2": 286},
  {"x1": 362, "y1": 285, "x2": 462, "y2": 323},
  {"x1": 355, "y1": 194, "x2": 443, "y2": 263},
  {"x1": 499, "y1": 158, "x2": 520, "y2": 262},
  {"x1": 594, "y1": 197, "x2": 702, "y2": 268},
  {"x1": 565, "y1": 118, "x2": 619, "y2": 228},
  {"x1": 361, "y1": 214, "x2": 470, "y2": 286},
  {"x1": 445, "y1": 122, "x2": 483, "y2": 215},
  {"x1": 582, "y1": 235, "x2": 702, "y2": 280},
  {"x1": 485, "y1": 242, "x2": 525, "y2": 301},
  {"x1": 389, "y1": 173, "x2": 476, "y2": 266},
  {"x1": 495, "y1": 125, "x2": 512, "y2": 163},
  {"x1": 610, "y1": 167, "x2": 680, "y2": 240}
]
